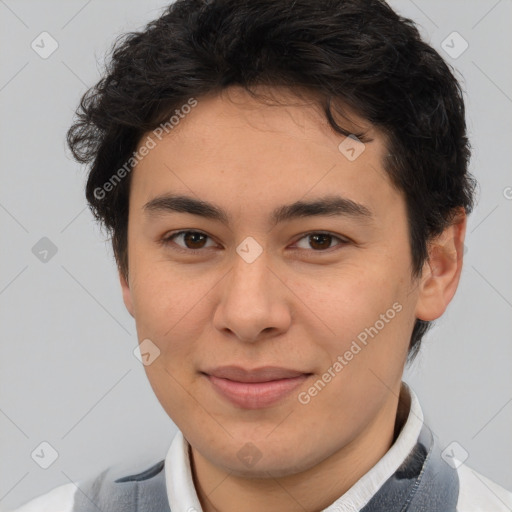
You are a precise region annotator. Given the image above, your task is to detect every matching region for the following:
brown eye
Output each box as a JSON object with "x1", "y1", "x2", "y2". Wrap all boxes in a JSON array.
[
  {"x1": 309, "y1": 233, "x2": 333, "y2": 250},
  {"x1": 161, "y1": 230, "x2": 216, "y2": 251},
  {"x1": 182, "y1": 231, "x2": 207, "y2": 249},
  {"x1": 294, "y1": 232, "x2": 348, "y2": 251}
]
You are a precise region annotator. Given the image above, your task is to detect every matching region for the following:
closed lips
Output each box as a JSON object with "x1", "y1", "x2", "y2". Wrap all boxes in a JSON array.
[{"x1": 201, "y1": 365, "x2": 312, "y2": 382}]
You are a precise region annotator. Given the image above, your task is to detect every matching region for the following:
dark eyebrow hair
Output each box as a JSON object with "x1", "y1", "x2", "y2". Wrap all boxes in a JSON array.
[{"x1": 143, "y1": 194, "x2": 374, "y2": 225}]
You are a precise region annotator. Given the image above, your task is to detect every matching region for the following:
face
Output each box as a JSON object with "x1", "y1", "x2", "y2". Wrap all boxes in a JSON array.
[{"x1": 120, "y1": 85, "x2": 460, "y2": 478}]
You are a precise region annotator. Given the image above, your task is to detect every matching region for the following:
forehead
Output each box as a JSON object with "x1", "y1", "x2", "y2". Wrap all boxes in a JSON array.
[
  {"x1": 165, "y1": 85, "x2": 377, "y2": 145},
  {"x1": 129, "y1": 85, "x2": 399, "y2": 223}
]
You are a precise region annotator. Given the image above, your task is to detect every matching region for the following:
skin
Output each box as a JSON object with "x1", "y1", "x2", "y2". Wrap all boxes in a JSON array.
[{"x1": 120, "y1": 85, "x2": 467, "y2": 512}]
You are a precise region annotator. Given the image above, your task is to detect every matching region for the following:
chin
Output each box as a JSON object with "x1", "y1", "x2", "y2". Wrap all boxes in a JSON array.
[{"x1": 206, "y1": 441, "x2": 320, "y2": 479}]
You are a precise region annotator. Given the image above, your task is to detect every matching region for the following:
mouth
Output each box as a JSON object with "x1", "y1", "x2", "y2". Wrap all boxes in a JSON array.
[{"x1": 201, "y1": 366, "x2": 313, "y2": 409}]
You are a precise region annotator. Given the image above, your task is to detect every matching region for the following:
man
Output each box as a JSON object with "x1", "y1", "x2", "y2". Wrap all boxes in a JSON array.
[{"x1": 11, "y1": 0, "x2": 512, "y2": 510}]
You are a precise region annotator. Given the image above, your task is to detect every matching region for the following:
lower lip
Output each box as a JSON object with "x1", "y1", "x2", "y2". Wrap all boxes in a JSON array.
[{"x1": 205, "y1": 374, "x2": 310, "y2": 409}]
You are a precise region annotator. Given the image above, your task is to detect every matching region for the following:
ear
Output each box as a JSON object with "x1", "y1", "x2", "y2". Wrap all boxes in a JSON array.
[
  {"x1": 415, "y1": 208, "x2": 467, "y2": 322},
  {"x1": 119, "y1": 269, "x2": 135, "y2": 318}
]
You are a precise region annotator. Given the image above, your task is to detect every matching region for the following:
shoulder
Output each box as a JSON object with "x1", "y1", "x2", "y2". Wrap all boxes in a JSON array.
[
  {"x1": 7, "y1": 483, "x2": 77, "y2": 512},
  {"x1": 457, "y1": 464, "x2": 512, "y2": 512},
  {"x1": 6, "y1": 457, "x2": 167, "y2": 512}
]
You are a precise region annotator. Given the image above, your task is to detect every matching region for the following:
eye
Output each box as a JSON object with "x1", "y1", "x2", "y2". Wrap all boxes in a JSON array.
[
  {"x1": 292, "y1": 232, "x2": 349, "y2": 251},
  {"x1": 160, "y1": 230, "x2": 218, "y2": 252},
  {"x1": 159, "y1": 230, "x2": 350, "y2": 255}
]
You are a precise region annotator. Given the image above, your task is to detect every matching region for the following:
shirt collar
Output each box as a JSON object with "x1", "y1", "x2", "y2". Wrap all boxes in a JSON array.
[{"x1": 165, "y1": 381, "x2": 424, "y2": 511}]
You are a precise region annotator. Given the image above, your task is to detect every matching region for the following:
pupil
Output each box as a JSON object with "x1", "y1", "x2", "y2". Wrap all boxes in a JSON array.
[
  {"x1": 185, "y1": 232, "x2": 206, "y2": 249},
  {"x1": 310, "y1": 234, "x2": 331, "y2": 250}
]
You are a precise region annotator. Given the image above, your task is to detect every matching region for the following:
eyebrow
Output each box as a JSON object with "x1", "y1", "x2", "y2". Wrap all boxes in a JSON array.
[{"x1": 143, "y1": 193, "x2": 374, "y2": 225}]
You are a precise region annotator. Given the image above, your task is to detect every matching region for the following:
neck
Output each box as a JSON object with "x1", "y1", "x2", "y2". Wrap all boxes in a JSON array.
[{"x1": 190, "y1": 383, "x2": 408, "y2": 512}]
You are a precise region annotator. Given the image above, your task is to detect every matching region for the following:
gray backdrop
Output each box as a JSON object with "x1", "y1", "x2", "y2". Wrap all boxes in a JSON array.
[{"x1": 1, "y1": 0, "x2": 511, "y2": 509}]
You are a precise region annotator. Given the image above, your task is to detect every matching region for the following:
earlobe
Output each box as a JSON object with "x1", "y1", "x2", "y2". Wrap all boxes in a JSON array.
[
  {"x1": 119, "y1": 269, "x2": 135, "y2": 318},
  {"x1": 414, "y1": 210, "x2": 467, "y2": 322}
]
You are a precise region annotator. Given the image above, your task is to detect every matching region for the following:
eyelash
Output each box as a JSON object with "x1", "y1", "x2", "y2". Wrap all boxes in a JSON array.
[{"x1": 159, "y1": 230, "x2": 350, "y2": 255}]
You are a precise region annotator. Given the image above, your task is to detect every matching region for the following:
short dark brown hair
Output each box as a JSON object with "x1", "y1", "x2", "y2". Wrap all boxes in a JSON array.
[{"x1": 67, "y1": 0, "x2": 477, "y2": 363}]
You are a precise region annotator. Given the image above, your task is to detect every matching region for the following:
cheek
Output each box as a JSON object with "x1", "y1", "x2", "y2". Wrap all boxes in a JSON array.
[
  {"x1": 292, "y1": 263, "x2": 400, "y2": 338},
  {"x1": 129, "y1": 262, "x2": 212, "y2": 359},
  {"x1": 130, "y1": 264, "x2": 211, "y2": 427},
  {"x1": 296, "y1": 263, "x2": 410, "y2": 378}
]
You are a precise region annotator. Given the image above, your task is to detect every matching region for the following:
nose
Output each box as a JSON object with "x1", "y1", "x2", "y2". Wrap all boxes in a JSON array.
[{"x1": 212, "y1": 248, "x2": 292, "y2": 343}]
